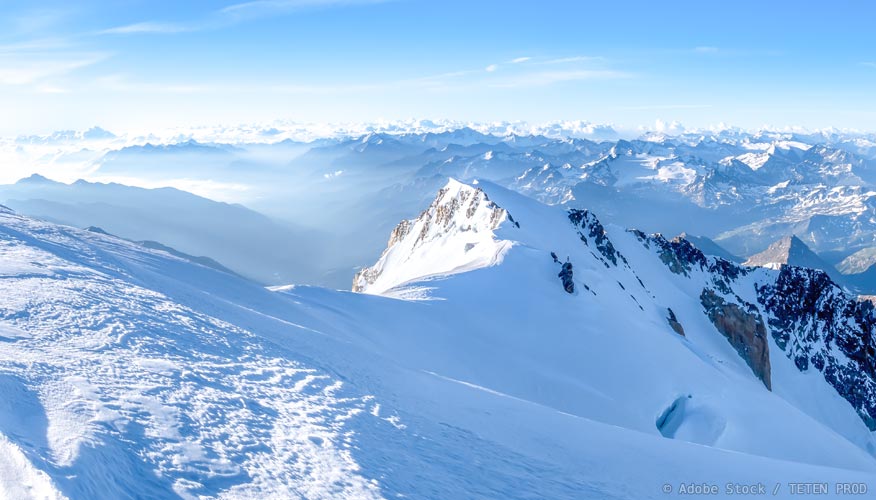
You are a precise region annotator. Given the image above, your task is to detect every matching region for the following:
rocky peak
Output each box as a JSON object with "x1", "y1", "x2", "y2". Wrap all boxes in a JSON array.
[
  {"x1": 757, "y1": 266, "x2": 876, "y2": 429},
  {"x1": 352, "y1": 179, "x2": 517, "y2": 294},
  {"x1": 744, "y1": 235, "x2": 843, "y2": 283},
  {"x1": 644, "y1": 229, "x2": 876, "y2": 428},
  {"x1": 609, "y1": 139, "x2": 635, "y2": 158}
]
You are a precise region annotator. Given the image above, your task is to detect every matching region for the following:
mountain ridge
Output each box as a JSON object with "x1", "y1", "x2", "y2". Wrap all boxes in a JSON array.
[{"x1": 0, "y1": 184, "x2": 875, "y2": 498}]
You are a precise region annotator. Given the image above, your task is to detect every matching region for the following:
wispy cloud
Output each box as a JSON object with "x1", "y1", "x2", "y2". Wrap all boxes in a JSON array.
[
  {"x1": 488, "y1": 69, "x2": 630, "y2": 89},
  {"x1": 34, "y1": 84, "x2": 70, "y2": 94},
  {"x1": 94, "y1": 74, "x2": 210, "y2": 94},
  {"x1": 0, "y1": 53, "x2": 105, "y2": 86},
  {"x1": 83, "y1": 51, "x2": 628, "y2": 96},
  {"x1": 0, "y1": 10, "x2": 108, "y2": 92},
  {"x1": 100, "y1": 21, "x2": 193, "y2": 35},
  {"x1": 861, "y1": 62, "x2": 876, "y2": 68},
  {"x1": 482, "y1": 54, "x2": 603, "y2": 75},
  {"x1": 220, "y1": 0, "x2": 389, "y2": 19},
  {"x1": 542, "y1": 56, "x2": 602, "y2": 65},
  {"x1": 694, "y1": 46, "x2": 719, "y2": 54},
  {"x1": 90, "y1": 61, "x2": 629, "y2": 97},
  {"x1": 101, "y1": 0, "x2": 392, "y2": 36},
  {"x1": 0, "y1": 38, "x2": 75, "y2": 53}
]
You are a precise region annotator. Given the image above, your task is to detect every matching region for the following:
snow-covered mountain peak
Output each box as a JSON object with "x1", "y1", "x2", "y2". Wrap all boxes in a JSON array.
[
  {"x1": 4, "y1": 177, "x2": 876, "y2": 496},
  {"x1": 352, "y1": 179, "x2": 518, "y2": 295},
  {"x1": 349, "y1": 177, "x2": 876, "y2": 468},
  {"x1": 609, "y1": 139, "x2": 635, "y2": 158},
  {"x1": 745, "y1": 235, "x2": 825, "y2": 269}
]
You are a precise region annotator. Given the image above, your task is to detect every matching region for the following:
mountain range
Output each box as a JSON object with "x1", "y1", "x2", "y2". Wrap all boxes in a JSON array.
[
  {"x1": 0, "y1": 174, "x2": 326, "y2": 285},
  {"x1": 1, "y1": 178, "x2": 875, "y2": 498},
  {"x1": 8, "y1": 125, "x2": 876, "y2": 292}
]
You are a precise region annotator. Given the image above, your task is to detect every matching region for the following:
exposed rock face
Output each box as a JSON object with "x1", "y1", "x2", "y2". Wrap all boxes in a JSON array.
[
  {"x1": 639, "y1": 228, "x2": 876, "y2": 427},
  {"x1": 700, "y1": 288, "x2": 772, "y2": 390},
  {"x1": 353, "y1": 180, "x2": 515, "y2": 294},
  {"x1": 568, "y1": 208, "x2": 623, "y2": 266},
  {"x1": 757, "y1": 266, "x2": 876, "y2": 429},
  {"x1": 558, "y1": 262, "x2": 574, "y2": 294},
  {"x1": 360, "y1": 179, "x2": 876, "y2": 432},
  {"x1": 838, "y1": 247, "x2": 876, "y2": 275},
  {"x1": 654, "y1": 235, "x2": 708, "y2": 277},
  {"x1": 352, "y1": 267, "x2": 380, "y2": 293},
  {"x1": 388, "y1": 219, "x2": 413, "y2": 247},
  {"x1": 666, "y1": 308, "x2": 685, "y2": 336},
  {"x1": 650, "y1": 234, "x2": 745, "y2": 294},
  {"x1": 744, "y1": 235, "x2": 843, "y2": 284}
]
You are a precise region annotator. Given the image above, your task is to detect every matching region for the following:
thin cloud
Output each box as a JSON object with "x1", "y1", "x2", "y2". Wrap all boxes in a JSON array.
[
  {"x1": 509, "y1": 57, "x2": 531, "y2": 64},
  {"x1": 861, "y1": 62, "x2": 876, "y2": 68},
  {"x1": 221, "y1": 0, "x2": 389, "y2": 18},
  {"x1": 542, "y1": 56, "x2": 602, "y2": 65},
  {"x1": 84, "y1": 51, "x2": 628, "y2": 96},
  {"x1": 94, "y1": 74, "x2": 210, "y2": 94},
  {"x1": 488, "y1": 69, "x2": 630, "y2": 88},
  {"x1": 101, "y1": 0, "x2": 393, "y2": 35},
  {"x1": 694, "y1": 46, "x2": 719, "y2": 54},
  {"x1": 0, "y1": 38, "x2": 75, "y2": 53},
  {"x1": 90, "y1": 64, "x2": 630, "y2": 96},
  {"x1": 100, "y1": 21, "x2": 193, "y2": 35},
  {"x1": 0, "y1": 54, "x2": 105, "y2": 86}
]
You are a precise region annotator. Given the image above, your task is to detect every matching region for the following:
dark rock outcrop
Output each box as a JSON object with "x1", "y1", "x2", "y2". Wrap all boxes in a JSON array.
[
  {"x1": 700, "y1": 288, "x2": 772, "y2": 390},
  {"x1": 649, "y1": 234, "x2": 745, "y2": 294},
  {"x1": 568, "y1": 209, "x2": 623, "y2": 266},
  {"x1": 757, "y1": 266, "x2": 876, "y2": 429},
  {"x1": 655, "y1": 235, "x2": 708, "y2": 276},
  {"x1": 558, "y1": 262, "x2": 574, "y2": 294},
  {"x1": 667, "y1": 308, "x2": 685, "y2": 336}
]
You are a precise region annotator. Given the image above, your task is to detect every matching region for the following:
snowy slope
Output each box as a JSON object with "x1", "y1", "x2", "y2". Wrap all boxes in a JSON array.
[
  {"x1": 354, "y1": 179, "x2": 876, "y2": 471},
  {"x1": 0, "y1": 186, "x2": 875, "y2": 499}
]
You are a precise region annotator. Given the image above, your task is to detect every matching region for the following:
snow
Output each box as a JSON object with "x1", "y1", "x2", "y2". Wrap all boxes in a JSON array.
[
  {"x1": 0, "y1": 434, "x2": 68, "y2": 500},
  {"x1": 0, "y1": 180, "x2": 875, "y2": 498},
  {"x1": 355, "y1": 179, "x2": 514, "y2": 294},
  {"x1": 350, "y1": 179, "x2": 876, "y2": 472}
]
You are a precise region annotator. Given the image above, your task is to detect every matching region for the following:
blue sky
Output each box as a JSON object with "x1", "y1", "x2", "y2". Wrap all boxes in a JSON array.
[{"x1": 1, "y1": 0, "x2": 875, "y2": 134}]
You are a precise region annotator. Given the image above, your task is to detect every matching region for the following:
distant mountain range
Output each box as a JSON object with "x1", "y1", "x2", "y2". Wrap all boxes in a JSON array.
[
  {"x1": 8, "y1": 124, "x2": 876, "y2": 291},
  {"x1": 0, "y1": 175, "x2": 326, "y2": 285}
]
